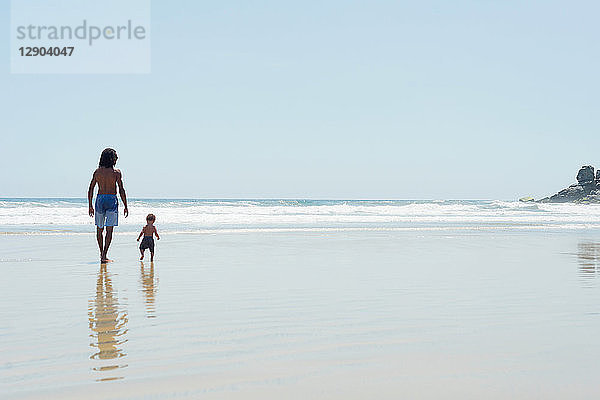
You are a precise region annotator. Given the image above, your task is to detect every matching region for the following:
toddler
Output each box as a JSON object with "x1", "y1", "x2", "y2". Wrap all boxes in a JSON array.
[{"x1": 137, "y1": 213, "x2": 160, "y2": 261}]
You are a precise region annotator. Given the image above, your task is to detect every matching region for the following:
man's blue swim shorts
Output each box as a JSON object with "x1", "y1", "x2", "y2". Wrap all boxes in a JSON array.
[{"x1": 95, "y1": 194, "x2": 118, "y2": 228}]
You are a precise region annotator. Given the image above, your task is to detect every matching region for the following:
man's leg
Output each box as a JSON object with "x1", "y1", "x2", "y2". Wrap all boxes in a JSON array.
[
  {"x1": 96, "y1": 227, "x2": 104, "y2": 261},
  {"x1": 102, "y1": 226, "x2": 114, "y2": 261},
  {"x1": 140, "y1": 248, "x2": 144, "y2": 260},
  {"x1": 150, "y1": 250, "x2": 154, "y2": 262}
]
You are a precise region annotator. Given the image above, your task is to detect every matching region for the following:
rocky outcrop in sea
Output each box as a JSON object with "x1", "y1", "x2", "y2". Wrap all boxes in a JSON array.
[{"x1": 533, "y1": 165, "x2": 600, "y2": 203}]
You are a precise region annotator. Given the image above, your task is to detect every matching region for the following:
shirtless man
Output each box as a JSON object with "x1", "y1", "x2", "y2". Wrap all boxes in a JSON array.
[{"x1": 88, "y1": 148, "x2": 129, "y2": 263}]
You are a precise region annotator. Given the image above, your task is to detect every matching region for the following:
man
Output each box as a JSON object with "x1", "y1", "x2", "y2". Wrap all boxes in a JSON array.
[{"x1": 88, "y1": 148, "x2": 129, "y2": 263}]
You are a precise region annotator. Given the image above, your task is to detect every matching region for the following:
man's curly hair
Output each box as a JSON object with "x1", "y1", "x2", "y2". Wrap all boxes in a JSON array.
[{"x1": 99, "y1": 148, "x2": 118, "y2": 168}]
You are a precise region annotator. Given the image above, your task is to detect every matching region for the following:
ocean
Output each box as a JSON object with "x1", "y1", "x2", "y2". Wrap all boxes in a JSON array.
[
  {"x1": 2, "y1": 198, "x2": 600, "y2": 399},
  {"x1": 2, "y1": 198, "x2": 600, "y2": 235}
]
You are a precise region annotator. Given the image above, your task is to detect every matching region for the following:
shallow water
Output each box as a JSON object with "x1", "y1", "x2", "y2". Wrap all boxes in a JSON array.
[{"x1": 2, "y1": 229, "x2": 600, "y2": 399}]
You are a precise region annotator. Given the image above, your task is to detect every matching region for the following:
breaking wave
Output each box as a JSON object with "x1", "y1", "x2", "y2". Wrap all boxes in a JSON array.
[{"x1": 1, "y1": 198, "x2": 600, "y2": 234}]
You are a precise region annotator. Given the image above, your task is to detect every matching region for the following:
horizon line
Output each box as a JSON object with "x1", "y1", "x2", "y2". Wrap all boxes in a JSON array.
[{"x1": 0, "y1": 197, "x2": 516, "y2": 201}]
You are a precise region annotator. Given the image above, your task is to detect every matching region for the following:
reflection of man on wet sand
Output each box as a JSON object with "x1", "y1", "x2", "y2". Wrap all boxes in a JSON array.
[{"x1": 89, "y1": 264, "x2": 128, "y2": 361}]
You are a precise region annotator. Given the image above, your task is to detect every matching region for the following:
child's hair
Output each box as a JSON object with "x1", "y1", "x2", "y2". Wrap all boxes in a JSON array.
[
  {"x1": 99, "y1": 148, "x2": 118, "y2": 168},
  {"x1": 146, "y1": 213, "x2": 156, "y2": 222}
]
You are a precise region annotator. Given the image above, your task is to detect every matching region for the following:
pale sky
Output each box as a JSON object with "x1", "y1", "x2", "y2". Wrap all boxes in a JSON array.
[{"x1": 1, "y1": 0, "x2": 599, "y2": 199}]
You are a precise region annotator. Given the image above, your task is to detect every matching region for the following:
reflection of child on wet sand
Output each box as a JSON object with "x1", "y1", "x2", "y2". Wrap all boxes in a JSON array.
[{"x1": 137, "y1": 214, "x2": 160, "y2": 261}]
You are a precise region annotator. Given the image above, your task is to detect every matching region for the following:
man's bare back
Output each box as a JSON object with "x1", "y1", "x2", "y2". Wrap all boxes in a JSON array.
[{"x1": 94, "y1": 167, "x2": 122, "y2": 195}]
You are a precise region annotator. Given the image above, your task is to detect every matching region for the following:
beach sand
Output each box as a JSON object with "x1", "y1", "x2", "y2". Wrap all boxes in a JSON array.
[{"x1": 2, "y1": 230, "x2": 600, "y2": 399}]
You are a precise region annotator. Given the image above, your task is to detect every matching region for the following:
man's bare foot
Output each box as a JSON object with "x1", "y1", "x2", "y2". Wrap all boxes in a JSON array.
[{"x1": 100, "y1": 251, "x2": 113, "y2": 263}]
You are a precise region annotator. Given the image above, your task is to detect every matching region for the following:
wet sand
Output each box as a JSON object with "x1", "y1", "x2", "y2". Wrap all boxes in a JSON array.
[{"x1": 2, "y1": 230, "x2": 600, "y2": 399}]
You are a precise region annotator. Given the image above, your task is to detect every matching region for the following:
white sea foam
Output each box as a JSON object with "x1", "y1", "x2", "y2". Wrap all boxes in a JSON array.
[{"x1": 1, "y1": 199, "x2": 600, "y2": 234}]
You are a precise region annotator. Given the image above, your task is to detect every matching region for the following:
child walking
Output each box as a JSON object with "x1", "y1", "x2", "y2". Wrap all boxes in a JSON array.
[{"x1": 137, "y1": 214, "x2": 160, "y2": 261}]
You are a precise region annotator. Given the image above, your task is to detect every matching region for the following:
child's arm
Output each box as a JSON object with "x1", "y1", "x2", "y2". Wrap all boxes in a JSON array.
[
  {"x1": 137, "y1": 230, "x2": 143, "y2": 241},
  {"x1": 154, "y1": 226, "x2": 160, "y2": 240}
]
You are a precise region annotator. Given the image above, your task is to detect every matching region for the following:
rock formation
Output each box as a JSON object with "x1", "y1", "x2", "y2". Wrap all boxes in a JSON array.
[
  {"x1": 576, "y1": 165, "x2": 595, "y2": 184},
  {"x1": 537, "y1": 165, "x2": 600, "y2": 203}
]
